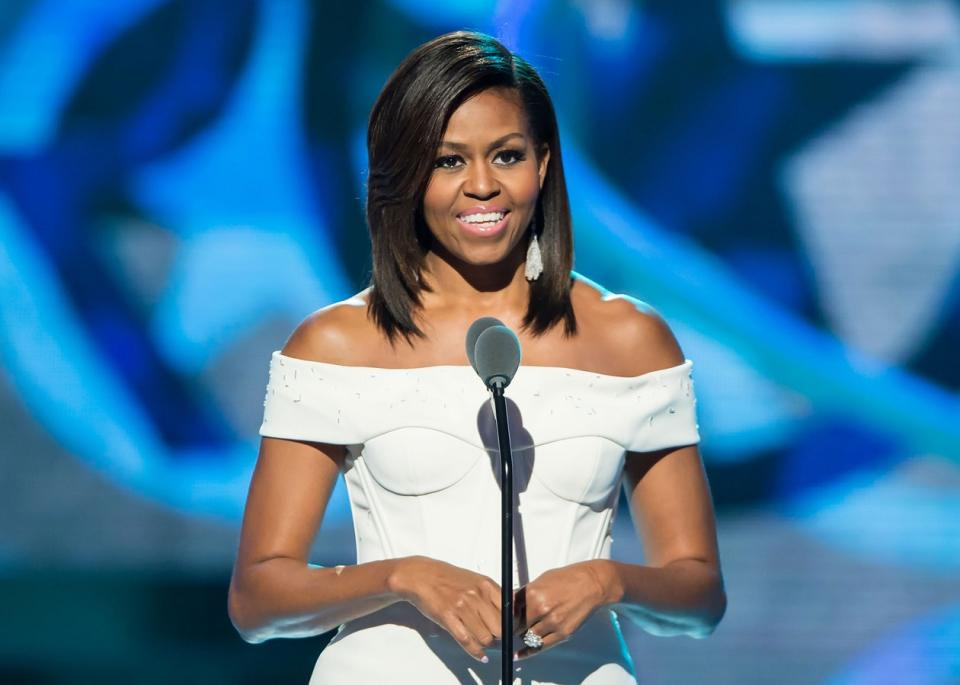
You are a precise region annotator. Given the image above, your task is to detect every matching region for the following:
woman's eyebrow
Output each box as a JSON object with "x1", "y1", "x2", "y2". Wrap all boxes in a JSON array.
[{"x1": 439, "y1": 132, "x2": 526, "y2": 152}]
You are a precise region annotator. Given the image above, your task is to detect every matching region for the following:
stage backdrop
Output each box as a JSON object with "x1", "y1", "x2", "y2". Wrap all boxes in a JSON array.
[{"x1": 2, "y1": 1, "x2": 959, "y2": 683}]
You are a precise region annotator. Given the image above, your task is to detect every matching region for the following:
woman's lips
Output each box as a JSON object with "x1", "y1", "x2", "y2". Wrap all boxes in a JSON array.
[{"x1": 456, "y1": 211, "x2": 510, "y2": 238}]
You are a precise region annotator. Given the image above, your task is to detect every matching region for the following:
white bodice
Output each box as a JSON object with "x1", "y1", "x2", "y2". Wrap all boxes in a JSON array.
[{"x1": 258, "y1": 351, "x2": 701, "y2": 591}]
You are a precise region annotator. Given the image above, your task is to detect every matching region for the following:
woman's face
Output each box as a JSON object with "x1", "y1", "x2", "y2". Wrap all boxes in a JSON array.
[{"x1": 422, "y1": 87, "x2": 550, "y2": 271}]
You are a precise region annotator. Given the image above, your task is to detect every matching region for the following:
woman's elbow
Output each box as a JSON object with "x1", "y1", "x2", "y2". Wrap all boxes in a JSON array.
[
  {"x1": 691, "y1": 584, "x2": 727, "y2": 638},
  {"x1": 228, "y1": 579, "x2": 270, "y2": 644}
]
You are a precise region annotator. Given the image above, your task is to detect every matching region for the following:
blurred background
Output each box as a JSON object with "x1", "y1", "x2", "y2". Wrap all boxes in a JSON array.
[{"x1": 2, "y1": 0, "x2": 959, "y2": 683}]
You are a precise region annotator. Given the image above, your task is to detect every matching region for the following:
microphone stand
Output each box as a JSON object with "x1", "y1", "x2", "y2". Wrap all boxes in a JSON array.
[
  {"x1": 489, "y1": 378, "x2": 515, "y2": 684},
  {"x1": 467, "y1": 316, "x2": 521, "y2": 682}
]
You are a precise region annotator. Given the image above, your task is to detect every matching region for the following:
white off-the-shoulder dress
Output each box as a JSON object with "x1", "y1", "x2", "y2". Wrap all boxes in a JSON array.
[{"x1": 259, "y1": 351, "x2": 700, "y2": 685}]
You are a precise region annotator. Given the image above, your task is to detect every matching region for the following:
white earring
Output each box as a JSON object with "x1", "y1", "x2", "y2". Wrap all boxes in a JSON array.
[{"x1": 525, "y1": 231, "x2": 543, "y2": 281}]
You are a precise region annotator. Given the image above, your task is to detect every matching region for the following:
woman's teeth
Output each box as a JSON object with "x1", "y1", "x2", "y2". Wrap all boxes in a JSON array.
[{"x1": 460, "y1": 211, "x2": 505, "y2": 225}]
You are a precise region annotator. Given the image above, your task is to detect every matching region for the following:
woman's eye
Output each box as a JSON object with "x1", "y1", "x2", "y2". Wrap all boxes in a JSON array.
[
  {"x1": 496, "y1": 149, "x2": 526, "y2": 165},
  {"x1": 434, "y1": 155, "x2": 461, "y2": 169},
  {"x1": 433, "y1": 150, "x2": 525, "y2": 169}
]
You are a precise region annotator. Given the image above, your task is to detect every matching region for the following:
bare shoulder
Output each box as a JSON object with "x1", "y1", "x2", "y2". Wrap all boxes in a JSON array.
[
  {"x1": 280, "y1": 289, "x2": 378, "y2": 365},
  {"x1": 570, "y1": 273, "x2": 685, "y2": 376}
]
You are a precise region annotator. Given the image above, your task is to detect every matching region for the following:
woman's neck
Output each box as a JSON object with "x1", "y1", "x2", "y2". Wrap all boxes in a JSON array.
[{"x1": 419, "y1": 242, "x2": 531, "y2": 315}]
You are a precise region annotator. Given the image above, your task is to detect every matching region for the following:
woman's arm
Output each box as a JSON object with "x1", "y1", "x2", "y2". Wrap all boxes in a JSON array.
[
  {"x1": 227, "y1": 435, "x2": 408, "y2": 643},
  {"x1": 228, "y1": 304, "x2": 409, "y2": 643},
  {"x1": 591, "y1": 295, "x2": 726, "y2": 638},
  {"x1": 593, "y1": 444, "x2": 726, "y2": 638}
]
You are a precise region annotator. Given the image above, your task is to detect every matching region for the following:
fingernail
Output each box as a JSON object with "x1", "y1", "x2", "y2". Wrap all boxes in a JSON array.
[{"x1": 481, "y1": 656, "x2": 489, "y2": 664}]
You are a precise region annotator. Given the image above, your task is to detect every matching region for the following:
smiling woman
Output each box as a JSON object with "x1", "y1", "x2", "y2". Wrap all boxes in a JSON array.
[
  {"x1": 423, "y1": 88, "x2": 549, "y2": 273},
  {"x1": 228, "y1": 30, "x2": 725, "y2": 685}
]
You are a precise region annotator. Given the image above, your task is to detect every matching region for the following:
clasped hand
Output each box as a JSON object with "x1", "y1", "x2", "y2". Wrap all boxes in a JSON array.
[
  {"x1": 401, "y1": 557, "x2": 609, "y2": 662},
  {"x1": 512, "y1": 561, "x2": 609, "y2": 659}
]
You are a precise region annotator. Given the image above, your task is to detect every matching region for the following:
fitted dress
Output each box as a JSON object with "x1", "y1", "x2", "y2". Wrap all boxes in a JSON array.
[{"x1": 258, "y1": 351, "x2": 701, "y2": 684}]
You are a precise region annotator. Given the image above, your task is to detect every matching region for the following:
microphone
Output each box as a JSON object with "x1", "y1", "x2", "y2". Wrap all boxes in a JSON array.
[
  {"x1": 465, "y1": 316, "x2": 505, "y2": 373},
  {"x1": 473, "y1": 325, "x2": 522, "y2": 389}
]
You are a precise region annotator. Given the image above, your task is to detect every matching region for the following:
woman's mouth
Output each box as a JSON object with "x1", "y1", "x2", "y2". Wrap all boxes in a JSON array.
[{"x1": 456, "y1": 210, "x2": 510, "y2": 237}]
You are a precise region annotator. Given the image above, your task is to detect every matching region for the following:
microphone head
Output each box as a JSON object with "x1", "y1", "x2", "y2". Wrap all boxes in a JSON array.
[
  {"x1": 465, "y1": 316, "x2": 505, "y2": 372},
  {"x1": 474, "y1": 325, "x2": 522, "y2": 388}
]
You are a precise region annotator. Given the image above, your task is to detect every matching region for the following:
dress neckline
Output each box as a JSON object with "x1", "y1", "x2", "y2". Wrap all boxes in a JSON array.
[{"x1": 272, "y1": 350, "x2": 691, "y2": 382}]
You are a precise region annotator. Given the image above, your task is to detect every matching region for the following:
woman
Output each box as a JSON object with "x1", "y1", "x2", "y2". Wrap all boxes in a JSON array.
[{"x1": 228, "y1": 30, "x2": 726, "y2": 684}]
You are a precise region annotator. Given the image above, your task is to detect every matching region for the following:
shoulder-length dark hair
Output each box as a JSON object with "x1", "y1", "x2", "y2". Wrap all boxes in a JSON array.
[{"x1": 365, "y1": 30, "x2": 576, "y2": 344}]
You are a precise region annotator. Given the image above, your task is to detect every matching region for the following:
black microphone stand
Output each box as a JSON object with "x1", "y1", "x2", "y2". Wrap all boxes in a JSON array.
[
  {"x1": 489, "y1": 377, "x2": 515, "y2": 684},
  {"x1": 467, "y1": 317, "x2": 521, "y2": 682}
]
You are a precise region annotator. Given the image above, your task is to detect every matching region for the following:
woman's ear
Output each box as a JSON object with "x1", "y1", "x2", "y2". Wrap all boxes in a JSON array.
[{"x1": 537, "y1": 144, "x2": 550, "y2": 189}]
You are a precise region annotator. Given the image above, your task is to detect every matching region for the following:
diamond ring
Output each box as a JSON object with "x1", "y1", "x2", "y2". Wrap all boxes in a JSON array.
[{"x1": 522, "y1": 629, "x2": 544, "y2": 649}]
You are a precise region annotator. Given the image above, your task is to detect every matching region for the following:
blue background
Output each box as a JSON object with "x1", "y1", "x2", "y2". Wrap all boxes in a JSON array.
[{"x1": 2, "y1": 0, "x2": 960, "y2": 683}]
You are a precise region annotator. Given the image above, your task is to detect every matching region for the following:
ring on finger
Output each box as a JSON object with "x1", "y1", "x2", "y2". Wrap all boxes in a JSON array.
[{"x1": 522, "y1": 629, "x2": 544, "y2": 650}]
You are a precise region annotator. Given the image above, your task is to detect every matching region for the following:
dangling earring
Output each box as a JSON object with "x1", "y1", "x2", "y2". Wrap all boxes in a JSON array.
[{"x1": 525, "y1": 229, "x2": 543, "y2": 281}]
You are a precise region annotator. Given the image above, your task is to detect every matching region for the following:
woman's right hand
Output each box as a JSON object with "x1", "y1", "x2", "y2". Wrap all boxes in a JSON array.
[{"x1": 389, "y1": 555, "x2": 502, "y2": 662}]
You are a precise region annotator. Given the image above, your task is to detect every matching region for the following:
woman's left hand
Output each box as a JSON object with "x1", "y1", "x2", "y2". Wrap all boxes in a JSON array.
[{"x1": 512, "y1": 560, "x2": 613, "y2": 659}]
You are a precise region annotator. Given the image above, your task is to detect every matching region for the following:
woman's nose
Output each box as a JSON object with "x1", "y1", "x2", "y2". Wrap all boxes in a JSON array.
[{"x1": 463, "y1": 164, "x2": 500, "y2": 200}]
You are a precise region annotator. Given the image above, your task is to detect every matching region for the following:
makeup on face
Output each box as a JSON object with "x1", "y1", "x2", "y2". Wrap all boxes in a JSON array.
[{"x1": 421, "y1": 88, "x2": 547, "y2": 265}]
